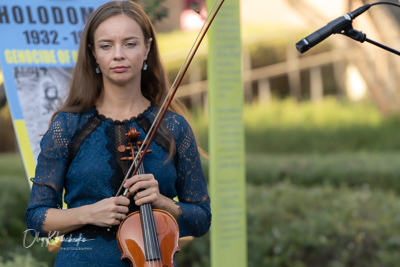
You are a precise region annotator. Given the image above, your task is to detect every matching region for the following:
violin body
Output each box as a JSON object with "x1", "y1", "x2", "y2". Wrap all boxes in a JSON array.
[{"x1": 118, "y1": 209, "x2": 180, "y2": 267}]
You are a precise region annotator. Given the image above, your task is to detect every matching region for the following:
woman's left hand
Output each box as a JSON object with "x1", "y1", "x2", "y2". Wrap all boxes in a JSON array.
[{"x1": 124, "y1": 174, "x2": 164, "y2": 208}]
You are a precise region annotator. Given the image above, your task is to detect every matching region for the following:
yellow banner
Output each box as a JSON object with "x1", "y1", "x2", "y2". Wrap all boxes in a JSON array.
[
  {"x1": 207, "y1": 0, "x2": 247, "y2": 266},
  {"x1": 14, "y1": 120, "x2": 36, "y2": 185}
]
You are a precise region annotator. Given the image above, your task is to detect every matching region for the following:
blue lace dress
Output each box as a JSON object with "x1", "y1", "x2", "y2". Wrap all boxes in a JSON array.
[{"x1": 26, "y1": 105, "x2": 211, "y2": 266}]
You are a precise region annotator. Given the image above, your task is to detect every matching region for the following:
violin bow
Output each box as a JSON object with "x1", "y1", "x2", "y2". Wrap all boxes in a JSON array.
[{"x1": 116, "y1": 0, "x2": 225, "y2": 197}]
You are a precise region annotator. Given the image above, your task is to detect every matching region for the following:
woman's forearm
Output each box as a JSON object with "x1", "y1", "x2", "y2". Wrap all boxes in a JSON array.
[
  {"x1": 42, "y1": 206, "x2": 90, "y2": 236},
  {"x1": 42, "y1": 196, "x2": 130, "y2": 236}
]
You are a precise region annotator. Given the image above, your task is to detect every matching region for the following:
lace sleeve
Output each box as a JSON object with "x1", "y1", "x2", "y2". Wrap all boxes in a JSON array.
[
  {"x1": 25, "y1": 113, "x2": 72, "y2": 237},
  {"x1": 173, "y1": 117, "x2": 211, "y2": 238}
]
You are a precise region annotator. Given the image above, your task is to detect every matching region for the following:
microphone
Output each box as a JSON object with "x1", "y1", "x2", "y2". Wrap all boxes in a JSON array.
[{"x1": 296, "y1": 4, "x2": 371, "y2": 53}]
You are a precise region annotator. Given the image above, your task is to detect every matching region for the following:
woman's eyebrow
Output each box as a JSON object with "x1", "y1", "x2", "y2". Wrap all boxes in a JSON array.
[{"x1": 96, "y1": 36, "x2": 141, "y2": 43}]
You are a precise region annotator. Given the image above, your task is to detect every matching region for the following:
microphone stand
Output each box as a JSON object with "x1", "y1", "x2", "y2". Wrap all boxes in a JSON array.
[
  {"x1": 296, "y1": 2, "x2": 400, "y2": 56},
  {"x1": 339, "y1": 22, "x2": 400, "y2": 56}
]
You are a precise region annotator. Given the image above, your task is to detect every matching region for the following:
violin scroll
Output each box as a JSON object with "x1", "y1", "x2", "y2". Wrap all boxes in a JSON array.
[{"x1": 118, "y1": 127, "x2": 152, "y2": 161}]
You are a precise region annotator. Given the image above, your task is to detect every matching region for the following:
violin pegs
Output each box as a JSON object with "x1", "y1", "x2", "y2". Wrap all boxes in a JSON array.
[
  {"x1": 118, "y1": 145, "x2": 131, "y2": 153},
  {"x1": 120, "y1": 156, "x2": 133, "y2": 161},
  {"x1": 140, "y1": 150, "x2": 152, "y2": 155},
  {"x1": 137, "y1": 141, "x2": 150, "y2": 146}
]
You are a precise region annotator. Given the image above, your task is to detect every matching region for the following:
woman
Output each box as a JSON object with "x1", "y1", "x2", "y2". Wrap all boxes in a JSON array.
[{"x1": 25, "y1": 1, "x2": 211, "y2": 266}]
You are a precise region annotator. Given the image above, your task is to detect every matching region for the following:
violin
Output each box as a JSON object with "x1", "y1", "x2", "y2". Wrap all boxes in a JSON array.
[{"x1": 117, "y1": 127, "x2": 179, "y2": 267}]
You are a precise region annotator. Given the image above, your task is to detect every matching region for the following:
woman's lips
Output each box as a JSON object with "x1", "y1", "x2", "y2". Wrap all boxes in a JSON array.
[{"x1": 112, "y1": 66, "x2": 128, "y2": 72}]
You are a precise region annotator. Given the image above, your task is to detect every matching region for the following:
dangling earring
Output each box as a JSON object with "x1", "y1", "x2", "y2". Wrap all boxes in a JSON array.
[
  {"x1": 143, "y1": 60, "x2": 148, "y2": 71},
  {"x1": 95, "y1": 65, "x2": 101, "y2": 74}
]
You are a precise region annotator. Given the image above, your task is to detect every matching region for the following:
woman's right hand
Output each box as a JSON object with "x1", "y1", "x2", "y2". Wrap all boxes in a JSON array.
[{"x1": 85, "y1": 196, "x2": 130, "y2": 227}]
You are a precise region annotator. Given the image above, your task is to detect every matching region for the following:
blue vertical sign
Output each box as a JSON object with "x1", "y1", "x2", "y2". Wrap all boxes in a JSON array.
[{"x1": 0, "y1": 0, "x2": 107, "y2": 182}]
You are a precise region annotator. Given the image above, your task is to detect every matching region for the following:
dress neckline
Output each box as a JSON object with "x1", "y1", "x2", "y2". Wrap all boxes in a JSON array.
[{"x1": 94, "y1": 103, "x2": 153, "y2": 124}]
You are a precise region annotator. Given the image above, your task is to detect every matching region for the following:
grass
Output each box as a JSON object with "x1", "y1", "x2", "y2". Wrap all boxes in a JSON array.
[{"x1": 191, "y1": 97, "x2": 400, "y2": 154}]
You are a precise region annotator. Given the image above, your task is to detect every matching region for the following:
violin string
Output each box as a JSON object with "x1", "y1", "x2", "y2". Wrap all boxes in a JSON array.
[
  {"x1": 137, "y1": 163, "x2": 154, "y2": 261},
  {"x1": 144, "y1": 204, "x2": 153, "y2": 260},
  {"x1": 151, "y1": 209, "x2": 161, "y2": 256},
  {"x1": 138, "y1": 162, "x2": 162, "y2": 262},
  {"x1": 148, "y1": 204, "x2": 160, "y2": 258},
  {"x1": 115, "y1": 0, "x2": 222, "y2": 197},
  {"x1": 142, "y1": 204, "x2": 151, "y2": 260}
]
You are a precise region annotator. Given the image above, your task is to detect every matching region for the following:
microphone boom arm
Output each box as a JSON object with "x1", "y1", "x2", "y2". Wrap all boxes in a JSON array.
[
  {"x1": 296, "y1": 2, "x2": 400, "y2": 56},
  {"x1": 341, "y1": 28, "x2": 400, "y2": 56}
]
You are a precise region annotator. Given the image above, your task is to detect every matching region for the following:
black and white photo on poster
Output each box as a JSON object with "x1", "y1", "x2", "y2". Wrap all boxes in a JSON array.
[{"x1": 13, "y1": 67, "x2": 72, "y2": 162}]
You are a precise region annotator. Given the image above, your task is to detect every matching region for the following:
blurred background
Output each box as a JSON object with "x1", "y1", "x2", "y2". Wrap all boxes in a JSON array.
[{"x1": 2, "y1": 0, "x2": 400, "y2": 266}]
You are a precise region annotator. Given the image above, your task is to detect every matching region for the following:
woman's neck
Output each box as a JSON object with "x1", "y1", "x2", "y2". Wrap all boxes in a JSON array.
[{"x1": 96, "y1": 83, "x2": 151, "y2": 121}]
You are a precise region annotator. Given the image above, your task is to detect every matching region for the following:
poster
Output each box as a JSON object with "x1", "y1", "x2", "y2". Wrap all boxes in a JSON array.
[
  {"x1": 0, "y1": 0, "x2": 108, "y2": 181},
  {"x1": 207, "y1": 0, "x2": 247, "y2": 266}
]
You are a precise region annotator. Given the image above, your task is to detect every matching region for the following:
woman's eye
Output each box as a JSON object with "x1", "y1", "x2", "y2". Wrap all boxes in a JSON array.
[
  {"x1": 126, "y1": 42, "x2": 136, "y2": 47},
  {"x1": 100, "y1": 44, "x2": 111, "y2": 50}
]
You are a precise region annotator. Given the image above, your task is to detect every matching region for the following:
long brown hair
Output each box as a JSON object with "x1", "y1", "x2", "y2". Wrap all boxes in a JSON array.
[{"x1": 52, "y1": 1, "x2": 204, "y2": 157}]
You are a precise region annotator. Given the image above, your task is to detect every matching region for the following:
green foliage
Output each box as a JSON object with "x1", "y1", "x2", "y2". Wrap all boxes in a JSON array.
[
  {"x1": 132, "y1": 0, "x2": 168, "y2": 24},
  {"x1": 192, "y1": 98, "x2": 400, "y2": 154},
  {"x1": 244, "y1": 98, "x2": 395, "y2": 154},
  {"x1": 247, "y1": 39, "x2": 288, "y2": 68},
  {"x1": 188, "y1": 98, "x2": 400, "y2": 266},
  {"x1": 201, "y1": 152, "x2": 400, "y2": 193},
  {"x1": 177, "y1": 183, "x2": 400, "y2": 267},
  {"x1": 247, "y1": 183, "x2": 400, "y2": 267},
  {"x1": 0, "y1": 153, "x2": 25, "y2": 177},
  {"x1": 0, "y1": 105, "x2": 16, "y2": 152},
  {"x1": 0, "y1": 253, "x2": 47, "y2": 267},
  {"x1": 176, "y1": 233, "x2": 210, "y2": 267},
  {"x1": 0, "y1": 154, "x2": 56, "y2": 266}
]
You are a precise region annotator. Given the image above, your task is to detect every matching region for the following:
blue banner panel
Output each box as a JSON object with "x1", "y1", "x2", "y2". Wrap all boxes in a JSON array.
[{"x1": 0, "y1": 0, "x2": 108, "y2": 178}]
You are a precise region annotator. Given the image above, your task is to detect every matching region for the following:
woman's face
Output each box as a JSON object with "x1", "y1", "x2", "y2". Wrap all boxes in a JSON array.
[{"x1": 92, "y1": 14, "x2": 151, "y2": 87}]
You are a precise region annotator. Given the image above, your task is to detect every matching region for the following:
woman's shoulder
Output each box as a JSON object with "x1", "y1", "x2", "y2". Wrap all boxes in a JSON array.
[
  {"x1": 146, "y1": 105, "x2": 190, "y2": 129},
  {"x1": 48, "y1": 108, "x2": 96, "y2": 137},
  {"x1": 163, "y1": 109, "x2": 191, "y2": 131},
  {"x1": 53, "y1": 108, "x2": 95, "y2": 122}
]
